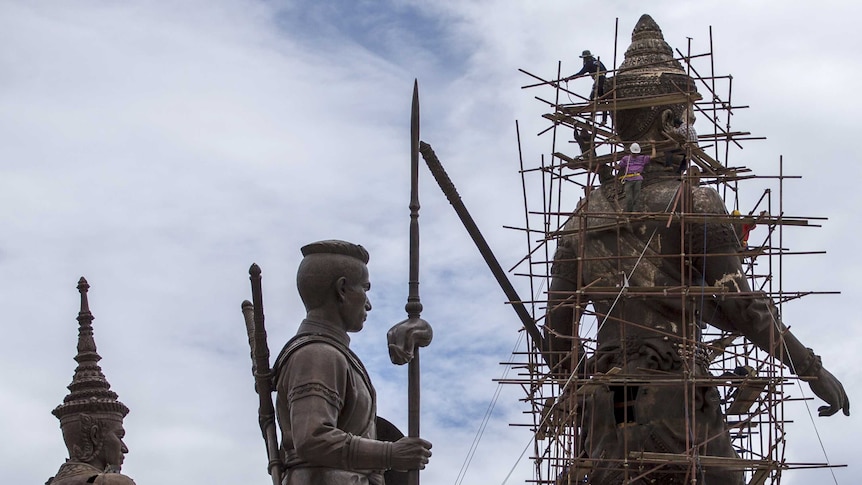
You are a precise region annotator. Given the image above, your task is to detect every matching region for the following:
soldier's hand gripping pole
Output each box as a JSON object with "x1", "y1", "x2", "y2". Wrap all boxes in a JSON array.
[{"x1": 241, "y1": 263, "x2": 283, "y2": 485}]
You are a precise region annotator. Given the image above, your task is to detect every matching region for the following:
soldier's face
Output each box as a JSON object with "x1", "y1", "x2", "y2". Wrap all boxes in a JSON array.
[
  {"x1": 99, "y1": 421, "x2": 128, "y2": 471},
  {"x1": 340, "y1": 264, "x2": 372, "y2": 333}
]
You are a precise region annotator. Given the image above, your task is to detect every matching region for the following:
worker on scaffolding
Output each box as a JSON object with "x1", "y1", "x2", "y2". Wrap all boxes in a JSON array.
[
  {"x1": 564, "y1": 50, "x2": 608, "y2": 124},
  {"x1": 617, "y1": 142, "x2": 655, "y2": 213},
  {"x1": 732, "y1": 209, "x2": 768, "y2": 249},
  {"x1": 664, "y1": 114, "x2": 698, "y2": 175}
]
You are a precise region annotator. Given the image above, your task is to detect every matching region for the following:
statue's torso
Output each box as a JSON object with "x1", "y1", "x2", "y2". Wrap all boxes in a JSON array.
[
  {"x1": 555, "y1": 170, "x2": 744, "y2": 484},
  {"x1": 564, "y1": 173, "x2": 739, "y2": 351}
]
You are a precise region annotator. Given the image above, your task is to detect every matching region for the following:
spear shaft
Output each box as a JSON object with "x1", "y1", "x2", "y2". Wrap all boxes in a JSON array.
[{"x1": 406, "y1": 79, "x2": 422, "y2": 485}]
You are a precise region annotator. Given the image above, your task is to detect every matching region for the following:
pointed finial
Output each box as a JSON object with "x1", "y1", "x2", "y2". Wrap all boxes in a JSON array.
[
  {"x1": 53, "y1": 278, "x2": 129, "y2": 423},
  {"x1": 77, "y1": 277, "x2": 90, "y2": 311},
  {"x1": 75, "y1": 277, "x2": 95, "y2": 356}
]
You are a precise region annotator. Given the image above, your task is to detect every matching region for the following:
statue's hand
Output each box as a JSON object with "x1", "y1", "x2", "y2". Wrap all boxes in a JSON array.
[
  {"x1": 807, "y1": 366, "x2": 850, "y2": 417},
  {"x1": 387, "y1": 317, "x2": 433, "y2": 365},
  {"x1": 390, "y1": 436, "x2": 432, "y2": 471}
]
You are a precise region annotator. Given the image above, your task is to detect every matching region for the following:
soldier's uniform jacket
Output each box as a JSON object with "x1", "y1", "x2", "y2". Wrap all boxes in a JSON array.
[{"x1": 275, "y1": 319, "x2": 389, "y2": 485}]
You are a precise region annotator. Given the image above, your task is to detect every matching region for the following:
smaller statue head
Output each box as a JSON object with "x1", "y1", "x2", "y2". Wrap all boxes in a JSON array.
[
  {"x1": 58, "y1": 413, "x2": 129, "y2": 472},
  {"x1": 610, "y1": 14, "x2": 699, "y2": 144},
  {"x1": 297, "y1": 240, "x2": 372, "y2": 333},
  {"x1": 53, "y1": 277, "x2": 131, "y2": 473}
]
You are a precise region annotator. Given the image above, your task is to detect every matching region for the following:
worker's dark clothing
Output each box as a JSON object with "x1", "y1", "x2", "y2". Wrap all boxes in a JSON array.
[{"x1": 570, "y1": 58, "x2": 607, "y2": 99}]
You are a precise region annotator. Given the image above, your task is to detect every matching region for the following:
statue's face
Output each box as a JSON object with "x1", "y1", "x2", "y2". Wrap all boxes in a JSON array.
[
  {"x1": 61, "y1": 415, "x2": 128, "y2": 471},
  {"x1": 98, "y1": 421, "x2": 128, "y2": 471},
  {"x1": 338, "y1": 264, "x2": 371, "y2": 333}
]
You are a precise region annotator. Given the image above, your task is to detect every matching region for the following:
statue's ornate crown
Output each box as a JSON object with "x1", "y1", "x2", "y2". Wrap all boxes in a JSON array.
[
  {"x1": 52, "y1": 278, "x2": 129, "y2": 424},
  {"x1": 611, "y1": 14, "x2": 698, "y2": 141}
]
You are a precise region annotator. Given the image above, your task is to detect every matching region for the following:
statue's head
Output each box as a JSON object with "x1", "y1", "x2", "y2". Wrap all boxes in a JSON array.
[
  {"x1": 297, "y1": 240, "x2": 372, "y2": 332},
  {"x1": 57, "y1": 412, "x2": 128, "y2": 472},
  {"x1": 610, "y1": 14, "x2": 699, "y2": 144},
  {"x1": 53, "y1": 277, "x2": 131, "y2": 472}
]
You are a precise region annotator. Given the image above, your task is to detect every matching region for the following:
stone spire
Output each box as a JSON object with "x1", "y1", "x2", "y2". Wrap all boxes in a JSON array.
[{"x1": 52, "y1": 277, "x2": 128, "y2": 424}]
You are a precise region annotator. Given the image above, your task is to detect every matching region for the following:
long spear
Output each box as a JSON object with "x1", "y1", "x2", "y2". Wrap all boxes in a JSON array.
[
  {"x1": 241, "y1": 264, "x2": 282, "y2": 485},
  {"x1": 387, "y1": 80, "x2": 433, "y2": 485},
  {"x1": 407, "y1": 80, "x2": 422, "y2": 446}
]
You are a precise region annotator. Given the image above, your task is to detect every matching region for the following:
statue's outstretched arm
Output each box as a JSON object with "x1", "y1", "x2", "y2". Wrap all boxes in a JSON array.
[
  {"x1": 700, "y1": 256, "x2": 849, "y2": 416},
  {"x1": 691, "y1": 189, "x2": 850, "y2": 416}
]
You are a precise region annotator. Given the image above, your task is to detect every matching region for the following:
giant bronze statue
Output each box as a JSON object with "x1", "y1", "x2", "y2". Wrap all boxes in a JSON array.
[
  {"x1": 241, "y1": 241, "x2": 432, "y2": 485},
  {"x1": 47, "y1": 278, "x2": 135, "y2": 485},
  {"x1": 546, "y1": 15, "x2": 849, "y2": 484}
]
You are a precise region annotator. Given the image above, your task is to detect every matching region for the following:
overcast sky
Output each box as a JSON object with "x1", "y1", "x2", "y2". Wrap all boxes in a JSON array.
[{"x1": 2, "y1": 1, "x2": 860, "y2": 484}]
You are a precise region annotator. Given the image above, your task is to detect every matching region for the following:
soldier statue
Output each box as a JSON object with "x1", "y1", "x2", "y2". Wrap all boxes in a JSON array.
[{"x1": 273, "y1": 240, "x2": 432, "y2": 484}]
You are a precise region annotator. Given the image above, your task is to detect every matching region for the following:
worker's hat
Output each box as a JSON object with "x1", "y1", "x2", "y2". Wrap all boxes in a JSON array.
[
  {"x1": 579, "y1": 50, "x2": 594, "y2": 58},
  {"x1": 630, "y1": 142, "x2": 641, "y2": 154}
]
